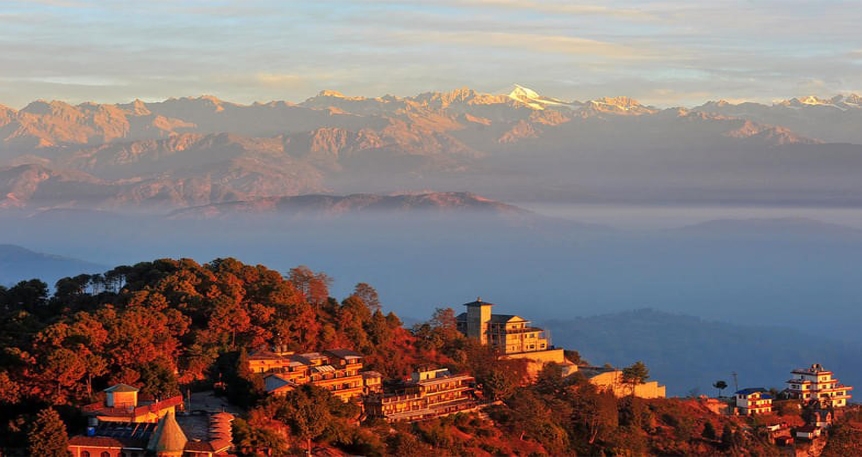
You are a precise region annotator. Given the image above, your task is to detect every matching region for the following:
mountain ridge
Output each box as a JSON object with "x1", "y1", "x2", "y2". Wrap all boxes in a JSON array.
[{"x1": 2, "y1": 85, "x2": 861, "y2": 210}]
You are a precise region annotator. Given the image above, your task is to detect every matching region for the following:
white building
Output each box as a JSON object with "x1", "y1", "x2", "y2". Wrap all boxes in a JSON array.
[
  {"x1": 786, "y1": 363, "x2": 852, "y2": 408},
  {"x1": 734, "y1": 387, "x2": 773, "y2": 415}
]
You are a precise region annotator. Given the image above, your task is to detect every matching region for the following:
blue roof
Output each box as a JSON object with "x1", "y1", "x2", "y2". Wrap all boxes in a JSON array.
[{"x1": 735, "y1": 387, "x2": 768, "y2": 395}]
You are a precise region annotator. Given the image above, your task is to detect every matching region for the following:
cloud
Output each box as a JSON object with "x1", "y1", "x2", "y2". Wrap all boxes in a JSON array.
[
  {"x1": 255, "y1": 73, "x2": 308, "y2": 89},
  {"x1": 442, "y1": 0, "x2": 651, "y2": 19},
  {"x1": 391, "y1": 29, "x2": 654, "y2": 60}
]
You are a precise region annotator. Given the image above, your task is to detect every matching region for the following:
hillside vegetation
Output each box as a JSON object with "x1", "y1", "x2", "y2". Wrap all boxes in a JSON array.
[{"x1": 1, "y1": 257, "x2": 860, "y2": 455}]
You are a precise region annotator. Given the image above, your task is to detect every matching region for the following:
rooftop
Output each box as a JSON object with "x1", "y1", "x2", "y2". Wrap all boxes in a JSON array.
[
  {"x1": 463, "y1": 297, "x2": 494, "y2": 307},
  {"x1": 104, "y1": 383, "x2": 139, "y2": 393},
  {"x1": 736, "y1": 387, "x2": 769, "y2": 396}
]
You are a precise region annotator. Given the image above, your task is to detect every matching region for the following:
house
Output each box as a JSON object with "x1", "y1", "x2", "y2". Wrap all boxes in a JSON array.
[
  {"x1": 364, "y1": 368, "x2": 478, "y2": 422},
  {"x1": 734, "y1": 388, "x2": 773, "y2": 415},
  {"x1": 81, "y1": 384, "x2": 184, "y2": 425},
  {"x1": 795, "y1": 424, "x2": 821, "y2": 440},
  {"x1": 256, "y1": 348, "x2": 382, "y2": 401},
  {"x1": 786, "y1": 363, "x2": 852, "y2": 408},
  {"x1": 455, "y1": 298, "x2": 573, "y2": 378},
  {"x1": 577, "y1": 366, "x2": 667, "y2": 399},
  {"x1": 68, "y1": 410, "x2": 233, "y2": 457}
]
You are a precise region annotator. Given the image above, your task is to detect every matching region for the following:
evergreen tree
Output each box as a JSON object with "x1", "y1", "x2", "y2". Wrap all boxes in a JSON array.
[
  {"x1": 720, "y1": 423, "x2": 734, "y2": 451},
  {"x1": 702, "y1": 421, "x2": 717, "y2": 440},
  {"x1": 27, "y1": 408, "x2": 69, "y2": 457}
]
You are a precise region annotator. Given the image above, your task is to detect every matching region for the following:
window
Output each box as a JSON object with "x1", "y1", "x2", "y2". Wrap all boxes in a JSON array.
[
  {"x1": 82, "y1": 453, "x2": 91, "y2": 457},
  {"x1": 101, "y1": 452, "x2": 110, "y2": 457}
]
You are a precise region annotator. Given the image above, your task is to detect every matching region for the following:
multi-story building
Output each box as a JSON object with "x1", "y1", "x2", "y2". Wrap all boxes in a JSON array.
[
  {"x1": 786, "y1": 363, "x2": 852, "y2": 408},
  {"x1": 735, "y1": 388, "x2": 773, "y2": 415},
  {"x1": 256, "y1": 348, "x2": 382, "y2": 401},
  {"x1": 455, "y1": 298, "x2": 574, "y2": 378},
  {"x1": 456, "y1": 299, "x2": 551, "y2": 354},
  {"x1": 365, "y1": 368, "x2": 478, "y2": 422}
]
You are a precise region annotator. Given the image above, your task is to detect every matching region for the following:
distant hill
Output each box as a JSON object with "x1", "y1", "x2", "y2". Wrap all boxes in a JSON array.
[
  {"x1": 545, "y1": 309, "x2": 862, "y2": 397},
  {"x1": 165, "y1": 192, "x2": 530, "y2": 219},
  {"x1": 0, "y1": 244, "x2": 106, "y2": 287}
]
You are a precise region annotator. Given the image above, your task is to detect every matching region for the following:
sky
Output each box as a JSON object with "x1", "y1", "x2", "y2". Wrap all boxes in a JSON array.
[{"x1": 1, "y1": 0, "x2": 860, "y2": 109}]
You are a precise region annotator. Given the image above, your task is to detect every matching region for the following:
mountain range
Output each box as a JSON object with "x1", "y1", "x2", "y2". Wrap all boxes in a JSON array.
[{"x1": 2, "y1": 86, "x2": 861, "y2": 211}]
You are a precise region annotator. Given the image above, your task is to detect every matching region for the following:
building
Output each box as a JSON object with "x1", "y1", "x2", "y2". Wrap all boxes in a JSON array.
[
  {"x1": 365, "y1": 368, "x2": 478, "y2": 422},
  {"x1": 247, "y1": 347, "x2": 294, "y2": 374},
  {"x1": 255, "y1": 348, "x2": 382, "y2": 401},
  {"x1": 456, "y1": 299, "x2": 551, "y2": 354},
  {"x1": 786, "y1": 363, "x2": 852, "y2": 408},
  {"x1": 577, "y1": 366, "x2": 666, "y2": 399},
  {"x1": 735, "y1": 388, "x2": 773, "y2": 415},
  {"x1": 68, "y1": 410, "x2": 233, "y2": 457},
  {"x1": 455, "y1": 298, "x2": 572, "y2": 378},
  {"x1": 81, "y1": 384, "x2": 184, "y2": 425},
  {"x1": 795, "y1": 424, "x2": 822, "y2": 440}
]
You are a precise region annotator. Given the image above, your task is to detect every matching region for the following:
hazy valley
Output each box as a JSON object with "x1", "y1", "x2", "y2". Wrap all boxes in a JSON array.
[{"x1": 2, "y1": 86, "x2": 862, "y2": 398}]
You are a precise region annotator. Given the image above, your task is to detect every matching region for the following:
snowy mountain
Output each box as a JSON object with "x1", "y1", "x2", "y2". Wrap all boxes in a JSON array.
[{"x1": 1, "y1": 86, "x2": 861, "y2": 210}]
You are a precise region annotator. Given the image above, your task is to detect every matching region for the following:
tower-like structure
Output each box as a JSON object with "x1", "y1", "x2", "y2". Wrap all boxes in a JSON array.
[{"x1": 463, "y1": 298, "x2": 492, "y2": 345}]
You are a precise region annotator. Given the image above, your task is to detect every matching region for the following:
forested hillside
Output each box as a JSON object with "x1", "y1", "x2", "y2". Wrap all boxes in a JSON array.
[{"x1": 1, "y1": 258, "x2": 860, "y2": 455}]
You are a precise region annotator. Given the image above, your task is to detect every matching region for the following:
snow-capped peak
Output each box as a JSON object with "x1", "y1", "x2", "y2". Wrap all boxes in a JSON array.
[
  {"x1": 318, "y1": 90, "x2": 347, "y2": 98},
  {"x1": 506, "y1": 84, "x2": 573, "y2": 110},
  {"x1": 798, "y1": 95, "x2": 830, "y2": 106},
  {"x1": 509, "y1": 84, "x2": 542, "y2": 101}
]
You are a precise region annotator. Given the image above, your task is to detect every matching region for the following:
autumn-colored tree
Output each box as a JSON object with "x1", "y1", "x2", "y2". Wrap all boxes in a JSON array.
[
  {"x1": 568, "y1": 378, "x2": 619, "y2": 447},
  {"x1": 0, "y1": 371, "x2": 21, "y2": 405},
  {"x1": 352, "y1": 283, "x2": 381, "y2": 313},
  {"x1": 232, "y1": 416, "x2": 289, "y2": 457},
  {"x1": 287, "y1": 266, "x2": 331, "y2": 307},
  {"x1": 27, "y1": 408, "x2": 69, "y2": 457}
]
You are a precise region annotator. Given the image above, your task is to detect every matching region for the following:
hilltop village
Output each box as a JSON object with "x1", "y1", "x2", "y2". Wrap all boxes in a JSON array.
[{"x1": 0, "y1": 258, "x2": 860, "y2": 456}]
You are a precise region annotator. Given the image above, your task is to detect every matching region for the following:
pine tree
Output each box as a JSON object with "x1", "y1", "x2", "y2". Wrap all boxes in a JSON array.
[{"x1": 27, "y1": 408, "x2": 69, "y2": 457}]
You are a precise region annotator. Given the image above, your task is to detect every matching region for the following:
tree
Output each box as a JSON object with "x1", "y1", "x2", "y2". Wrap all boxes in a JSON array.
[
  {"x1": 352, "y1": 283, "x2": 381, "y2": 313},
  {"x1": 568, "y1": 381, "x2": 618, "y2": 447},
  {"x1": 720, "y1": 423, "x2": 734, "y2": 451},
  {"x1": 483, "y1": 367, "x2": 518, "y2": 401},
  {"x1": 138, "y1": 359, "x2": 180, "y2": 400},
  {"x1": 702, "y1": 421, "x2": 717, "y2": 440},
  {"x1": 27, "y1": 408, "x2": 69, "y2": 457},
  {"x1": 274, "y1": 385, "x2": 334, "y2": 455},
  {"x1": 621, "y1": 361, "x2": 649, "y2": 396},
  {"x1": 713, "y1": 380, "x2": 728, "y2": 398}
]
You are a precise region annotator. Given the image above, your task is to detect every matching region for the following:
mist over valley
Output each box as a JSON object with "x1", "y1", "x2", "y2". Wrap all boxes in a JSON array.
[{"x1": 2, "y1": 87, "x2": 861, "y2": 396}]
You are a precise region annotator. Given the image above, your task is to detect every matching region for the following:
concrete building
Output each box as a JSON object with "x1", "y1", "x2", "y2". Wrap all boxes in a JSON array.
[
  {"x1": 786, "y1": 363, "x2": 852, "y2": 408},
  {"x1": 365, "y1": 368, "x2": 478, "y2": 422},
  {"x1": 735, "y1": 388, "x2": 773, "y2": 415},
  {"x1": 455, "y1": 298, "x2": 573, "y2": 378},
  {"x1": 255, "y1": 348, "x2": 382, "y2": 401}
]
